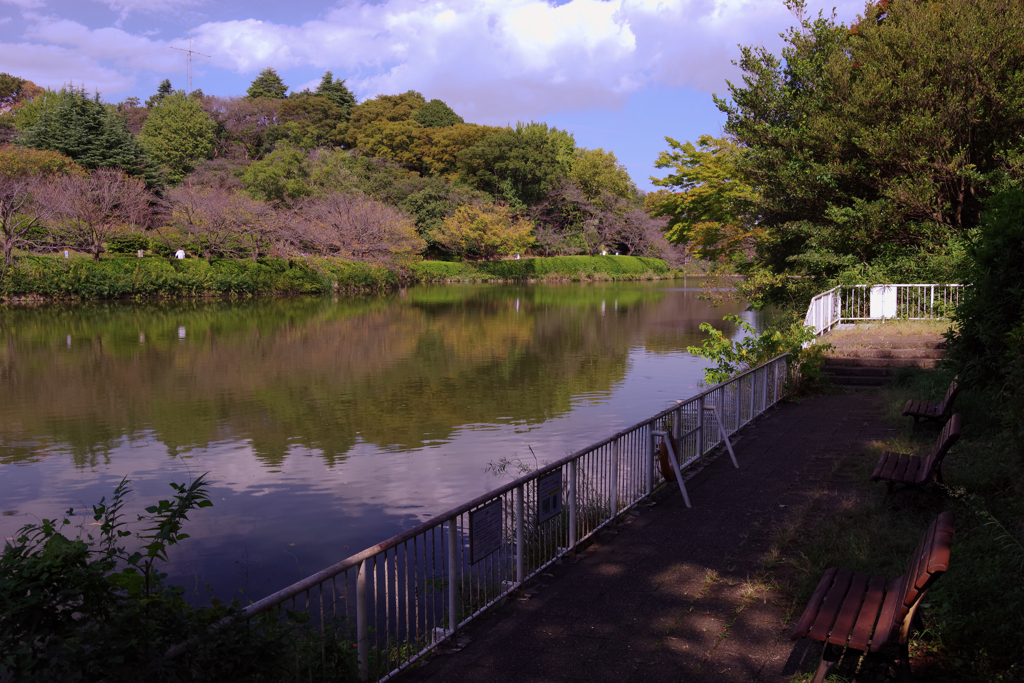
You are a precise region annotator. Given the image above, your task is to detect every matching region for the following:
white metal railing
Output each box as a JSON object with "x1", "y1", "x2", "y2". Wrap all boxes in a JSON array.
[
  {"x1": 804, "y1": 284, "x2": 964, "y2": 335},
  {"x1": 171, "y1": 354, "x2": 791, "y2": 681}
]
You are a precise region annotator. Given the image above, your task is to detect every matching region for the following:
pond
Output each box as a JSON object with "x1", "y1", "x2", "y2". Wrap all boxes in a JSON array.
[{"x1": 0, "y1": 280, "x2": 771, "y2": 603}]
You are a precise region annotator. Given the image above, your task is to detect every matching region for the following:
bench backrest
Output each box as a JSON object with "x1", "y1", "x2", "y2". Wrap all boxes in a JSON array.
[
  {"x1": 897, "y1": 511, "x2": 954, "y2": 623},
  {"x1": 918, "y1": 413, "x2": 961, "y2": 483},
  {"x1": 938, "y1": 376, "x2": 961, "y2": 416}
]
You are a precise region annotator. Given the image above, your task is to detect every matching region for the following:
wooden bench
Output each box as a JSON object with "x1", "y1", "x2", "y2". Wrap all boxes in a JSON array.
[
  {"x1": 902, "y1": 376, "x2": 960, "y2": 425},
  {"x1": 790, "y1": 511, "x2": 954, "y2": 682},
  {"x1": 871, "y1": 413, "x2": 960, "y2": 493}
]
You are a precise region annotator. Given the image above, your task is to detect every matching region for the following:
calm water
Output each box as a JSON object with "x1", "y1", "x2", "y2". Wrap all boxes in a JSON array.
[{"x1": 0, "y1": 280, "x2": 768, "y2": 603}]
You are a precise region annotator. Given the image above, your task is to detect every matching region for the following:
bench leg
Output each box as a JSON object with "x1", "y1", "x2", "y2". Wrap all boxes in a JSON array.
[
  {"x1": 896, "y1": 641, "x2": 912, "y2": 682},
  {"x1": 812, "y1": 642, "x2": 842, "y2": 683}
]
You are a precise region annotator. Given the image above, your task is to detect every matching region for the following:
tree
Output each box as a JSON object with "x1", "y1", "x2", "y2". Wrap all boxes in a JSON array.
[
  {"x1": 0, "y1": 176, "x2": 45, "y2": 274},
  {"x1": 18, "y1": 87, "x2": 160, "y2": 186},
  {"x1": 429, "y1": 204, "x2": 534, "y2": 260},
  {"x1": 278, "y1": 95, "x2": 345, "y2": 149},
  {"x1": 341, "y1": 91, "x2": 426, "y2": 147},
  {"x1": 352, "y1": 119, "x2": 425, "y2": 170},
  {"x1": 0, "y1": 73, "x2": 43, "y2": 115},
  {"x1": 646, "y1": 135, "x2": 760, "y2": 262},
  {"x1": 314, "y1": 71, "x2": 356, "y2": 120},
  {"x1": 0, "y1": 145, "x2": 84, "y2": 178},
  {"x1": 145, "y1": 79, "x2": 174, "y2": 108},
  {"x1": 203, "y1": 96, "x2": 282, "y2": 161},
  {"x1": 295, "y1": 192, "x2": 424, "y2": 265},
  {"x1": 416, "y1": 123, "x2": 502, "y2": 178},
  {"x1": 570, "y1": 148, "x2": 636, "y2": 205},
  {"x1": 246, "y1": 68, "x2": 288, "y2": 100},
  {"x1": 717, "y1": 0, "x2": 1024, "y2": 303},
  {"x1": 457, "y1": 122, "x2": 574, "y2": 208},
  {"x1": 42, "y1": 168, "x2": 152, "y2": 260},
  {"x1": 413, "y1": 99, "x2": 463, "y2": 128},
  {"x1": 240, "y1": 144, "x2": 314, "y2": 206},
  {"x1": 139, "y1": 92, "x2": 216, "y2": 184}
]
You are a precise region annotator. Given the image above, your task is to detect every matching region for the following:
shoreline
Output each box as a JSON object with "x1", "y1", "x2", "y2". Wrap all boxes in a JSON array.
[{"x1": 0, "y1": 254, "x2": 704, "y2": 304}]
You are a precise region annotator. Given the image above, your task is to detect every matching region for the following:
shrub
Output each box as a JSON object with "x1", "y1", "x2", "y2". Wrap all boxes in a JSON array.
[{"x1": 107, "y1": 234, "x2": 151, "y2": 255}]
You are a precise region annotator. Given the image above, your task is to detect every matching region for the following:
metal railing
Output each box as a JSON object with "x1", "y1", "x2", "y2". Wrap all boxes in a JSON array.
[
  {"x1": 804, "y1": 284, "x2": 963, "y2": 335},
  {"x1": 181, "y1": 354, "x2": 791, "y2": 681}
]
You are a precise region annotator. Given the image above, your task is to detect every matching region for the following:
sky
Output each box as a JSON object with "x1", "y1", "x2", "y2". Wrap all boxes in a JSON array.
[{"x1": 0, "y1": 0, "x2": 866, "y2": 190}]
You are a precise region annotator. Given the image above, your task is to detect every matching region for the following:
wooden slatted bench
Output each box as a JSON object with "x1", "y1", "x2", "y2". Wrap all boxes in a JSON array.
[
  {"x1": 790, "y1": 511, "x2": 954, "y2": 682},
  {"x1": 902, "y1": 376, "x2": 960, "y2": 426},
  {"x1": 871, "y1": 413, "x2": 961, "y2": 493}
]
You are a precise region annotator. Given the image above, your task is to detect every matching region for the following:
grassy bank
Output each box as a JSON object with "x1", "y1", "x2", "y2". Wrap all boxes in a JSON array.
[
  {"x1": 774, "y1": 369, "x2": 1023, "y2": 682},
  {"x1": 2, "y1": 254, "x2": 679, "y2": 301},
  {"x1": 0, "y1": 255, "x2": 674, "y2": 302},
  {"x1": 412, "y1": 255, "x2": 671, "y2": 282}
]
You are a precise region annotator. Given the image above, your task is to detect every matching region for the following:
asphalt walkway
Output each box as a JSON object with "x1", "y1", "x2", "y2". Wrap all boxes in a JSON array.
[{"x1": 399, "y1": 391, "x2": 897, "y2": 683}]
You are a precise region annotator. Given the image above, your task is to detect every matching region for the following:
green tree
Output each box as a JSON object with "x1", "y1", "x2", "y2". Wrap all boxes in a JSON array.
[
  {"x1": 144, "y1": 78, "x2": 174, "y2": 108},
  {"x1": 414, "y1": 99, "x2": 463, "y2": 128},
  {"x1": 718, "y1": 0, "x2": 1024, "y2": 305},
  {"x1": 17, "y1": 87, "x2": 160, "y2": 186},
  {"x1": 457, "y1": 122, "x2": 574, "y2": 208},
  {"x1": 278, "y1": 95, "x2": 344, "y2": 149},
  {"x1": 314, "y1": 71, "x2": 356, "y2": 120},
  {"x1": 429, "y1": 203, "x2": 534, "y2": 260},
  {"x1": 247, "y1": 67, "x2": 289, "y2": 99},
  {"x1": 646, "y1": 135, "x2": 759, "y2": 262},
  {"x1": 139, "y1": 92, "x2": 216, "y2": 184},
  {"x1": 570, "y1": 147, "x2": 637, "y2": 204},
  {"x1": 239, "y1": 144, "x2": 313, "y2": 205}
]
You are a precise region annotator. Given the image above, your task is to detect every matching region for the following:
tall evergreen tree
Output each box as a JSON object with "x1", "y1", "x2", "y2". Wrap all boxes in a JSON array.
[
  {"x1": 18, "y1": 87, "x2": 160, "y2": 186},
  {"x1": 145, "y1": 79, "x2": 174, "y2": 108},
  {"x1": 247, "y1": 68, "x2": 289, "y2": 99},
  {"x1": 314, "y1": 71, "x2": 356, "y2": 120}
]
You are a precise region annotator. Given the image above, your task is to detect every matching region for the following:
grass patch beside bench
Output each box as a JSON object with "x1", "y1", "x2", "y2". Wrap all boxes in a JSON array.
[{"x1": 767, "y1": 369, "x2": 1024, "y2": 682}]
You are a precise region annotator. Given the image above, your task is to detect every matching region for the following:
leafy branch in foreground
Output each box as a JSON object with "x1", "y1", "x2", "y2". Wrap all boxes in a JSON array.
[
  {"x1": 687, "y1": 313, "x2": 830, "y2": 389},
  {"x1": 0, "y1": 475, "x2": 298, "y2": 682}
]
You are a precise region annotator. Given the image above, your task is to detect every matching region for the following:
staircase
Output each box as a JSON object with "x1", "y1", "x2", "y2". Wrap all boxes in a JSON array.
[{"x1": 822, "y1": 342, "x2": 946, "y2": 387}]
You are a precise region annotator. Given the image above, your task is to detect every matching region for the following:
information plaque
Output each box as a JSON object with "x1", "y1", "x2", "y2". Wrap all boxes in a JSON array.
[
  {"x1": 537, "y1": 469, "x2": 563, "y2": 524},
  {"x1": 469, "y1": 499, "x2": 503, "y2": 564}
]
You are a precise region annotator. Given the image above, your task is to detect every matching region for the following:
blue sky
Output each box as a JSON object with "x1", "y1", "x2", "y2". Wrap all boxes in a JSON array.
[{"x1": 0, "y1": 0, "x2": 865, "y2": 189}]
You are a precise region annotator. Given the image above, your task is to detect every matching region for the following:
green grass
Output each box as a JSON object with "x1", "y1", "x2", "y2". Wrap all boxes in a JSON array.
[
  {"x1": 1, "y1": 255, "x2": 675, "y2": 302},
  {"x1": 774, "y1": 367, "x2": 1024, "y2": 682}
]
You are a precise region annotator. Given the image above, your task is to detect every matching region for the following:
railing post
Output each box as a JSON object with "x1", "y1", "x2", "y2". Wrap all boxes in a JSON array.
[
  {"x1": 356, "y1": 559, "x2": 368, "y2": 681},
  {"x1": 447, "y1": 518, "x2": 458, "y2": 636},
  {"x1": 568, "y1": 459, "x2": 577, "y2": 548},
  {"x1": 697, "y1": 395, "x2": 705, "y2": 456},
  {"x1": 610, "y1": 439, "x2": 619, "y2": 520},
  {"x1": 515, "y1": 486, "x2": 524, "y2": 586},
  {"x1": 645, "y1": 425, "x2": 654, "y2": 495}
]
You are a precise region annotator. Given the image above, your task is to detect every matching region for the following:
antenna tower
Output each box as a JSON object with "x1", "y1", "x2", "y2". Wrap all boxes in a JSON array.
[{"x1": 168, "y1": 30, "x2": 211, "y2": 94}]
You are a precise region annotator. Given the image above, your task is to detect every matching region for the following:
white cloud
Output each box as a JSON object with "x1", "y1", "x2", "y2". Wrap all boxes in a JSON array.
[
  {"x1": 0, "y1": 0, "x2": 45, "y2": 9},
  {"x1": 90, "y1": 0, "x2": 206, "y2": 27},
  {"x1": 0, "y1": 42, "x2": 134, "y2": 93},
  {"x1": 9, "y1": 0, "x2": 867, "y2": 117}
]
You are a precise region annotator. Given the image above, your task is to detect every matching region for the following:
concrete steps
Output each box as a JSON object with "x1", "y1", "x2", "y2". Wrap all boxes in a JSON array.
[{"x1": 822, "y1": 343, "x2": 945, "y2": 387}]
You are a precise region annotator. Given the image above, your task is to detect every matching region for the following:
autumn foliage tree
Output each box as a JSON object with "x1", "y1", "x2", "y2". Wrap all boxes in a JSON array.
[
  {"x1": 295, "y1": 192, "x2": 424, "y2": 265},
  {"x1": 43, "y1": 168, "x2": 152, "y2": 260},
  {"x1": 429, "y1": 204, "x2": 534, "y2": 260}
]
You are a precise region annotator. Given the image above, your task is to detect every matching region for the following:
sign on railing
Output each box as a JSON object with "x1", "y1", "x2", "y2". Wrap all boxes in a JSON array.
[
  {"x1": 804, "y1": 284, "x2": 963, "y2": 335},
  {"x1": 172, "y1": 354, "x2": 791, "y2": 682}
]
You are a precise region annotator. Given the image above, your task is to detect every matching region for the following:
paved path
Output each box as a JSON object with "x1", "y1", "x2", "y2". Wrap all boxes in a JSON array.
[{"x1": 399, "y1": 392, "x2": 897, "y2": 683}]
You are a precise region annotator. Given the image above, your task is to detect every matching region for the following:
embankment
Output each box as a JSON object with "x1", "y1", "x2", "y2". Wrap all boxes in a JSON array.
[{"x1": 0, "y1": 255, "x2": 674, "y2": 301}]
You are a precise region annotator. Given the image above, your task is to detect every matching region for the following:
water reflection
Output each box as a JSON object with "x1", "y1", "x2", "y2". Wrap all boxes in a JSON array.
[{"x1": 0, "y1": 280, "x2": 765, "y2": 600}]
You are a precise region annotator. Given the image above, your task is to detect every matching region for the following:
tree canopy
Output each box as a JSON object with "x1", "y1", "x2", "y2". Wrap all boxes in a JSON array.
[
  {"x1": 314, "y1": 71, "x2": 356, "y2": 120},
  {"x1": 247, "y1": 68, "x2": 289, "y2": 100},
  {"x1": 140, "y1": 92, "x2": 216, "y2": 184},
  {"x1": 414, "y1": 99, "x2": 463, "y2": 128},
  {"x1": 715, "y1": 0, "x2": 1024, "y2": 304},
  {"x1": 17, "y1": 87, "x2": 159, "y2": 186}
]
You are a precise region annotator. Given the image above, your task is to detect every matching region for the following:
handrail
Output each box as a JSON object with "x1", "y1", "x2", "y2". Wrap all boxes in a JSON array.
[
  {"x1": 804, "y1": 284, "x2": 963, "y2": 335},
  {"x1": 171, "y1": 353, "x2": 793, "y2": 681}
]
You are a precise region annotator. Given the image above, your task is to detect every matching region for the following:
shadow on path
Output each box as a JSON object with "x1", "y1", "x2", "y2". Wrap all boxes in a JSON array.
[{"x1": 398, "y1": 392, "x2": 896, "y2": 683}]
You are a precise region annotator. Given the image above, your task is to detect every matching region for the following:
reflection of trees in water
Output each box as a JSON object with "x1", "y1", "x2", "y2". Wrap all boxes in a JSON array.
[{"x1": 0, "y1": 285, "x2": 749, "y2": 469}]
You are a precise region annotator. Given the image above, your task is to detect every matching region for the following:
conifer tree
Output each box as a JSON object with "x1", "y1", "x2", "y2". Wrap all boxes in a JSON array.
[
  {"x1": 314, "y1": 71, "x2": 356, "y2": 120},
  {"x1": 18, "y1": 87, "x2": 160, "y2": 186},
  {"x1": 247, "y1": 68, "x2": 289, "y2": 99}
]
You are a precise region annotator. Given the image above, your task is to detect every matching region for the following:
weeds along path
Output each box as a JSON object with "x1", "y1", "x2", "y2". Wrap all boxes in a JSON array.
[{"x1": 397, "y1": 391, "x2": 896, "y2": 683}]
